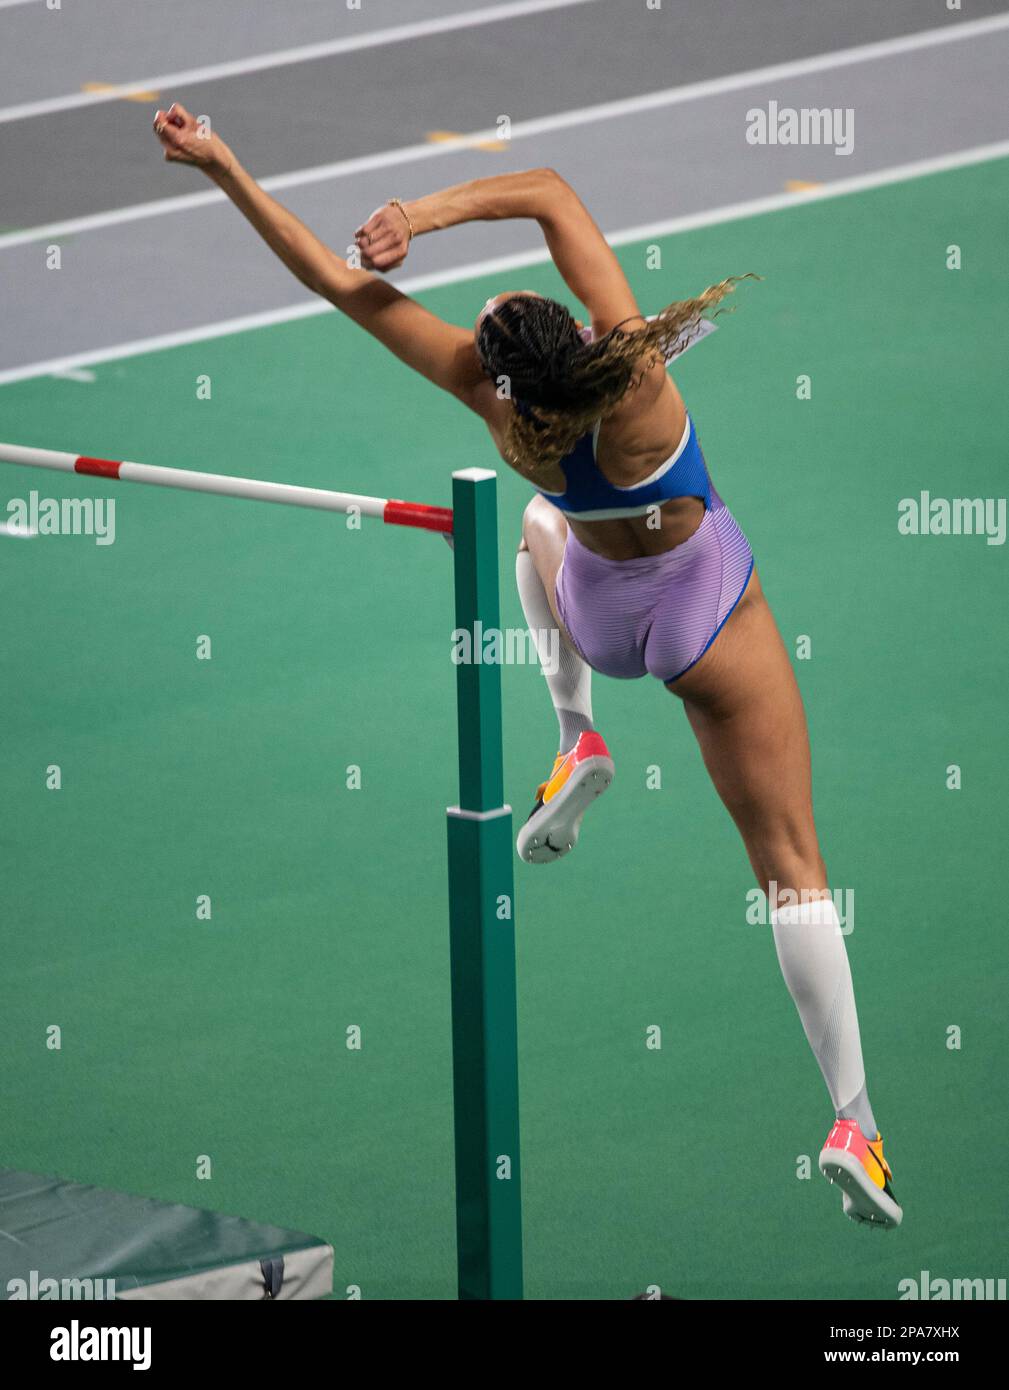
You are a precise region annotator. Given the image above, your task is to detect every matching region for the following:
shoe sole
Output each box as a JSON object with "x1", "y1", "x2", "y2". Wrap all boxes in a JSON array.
[
  {"x1": 517, "y1": 756, "x2": 614, "y2": 864},
  {"x1": 819, "y1": 1150, "x2": 903, "y2": 1228}
]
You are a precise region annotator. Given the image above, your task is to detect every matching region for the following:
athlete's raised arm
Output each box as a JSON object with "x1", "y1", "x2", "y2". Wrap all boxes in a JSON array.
[
  {"x1": 355, "y1": 169, "x2": 642, "y2": 336},
  {"x1": 152, "y1": 104, "x2": 486, "y2": 409}
]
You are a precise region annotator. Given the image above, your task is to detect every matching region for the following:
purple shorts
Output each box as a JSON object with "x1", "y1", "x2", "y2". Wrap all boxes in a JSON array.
[{"x1": 555, "y1": 500, "x2": 754, "y2": 685}]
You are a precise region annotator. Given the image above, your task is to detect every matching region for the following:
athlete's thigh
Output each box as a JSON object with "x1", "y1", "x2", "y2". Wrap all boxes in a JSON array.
[
  {"x1": 668, "y1": 571, "x2": 818, "y2": 849},
  {"x1": 520, "y1": 494, "x2": 570, "y2": 632}
]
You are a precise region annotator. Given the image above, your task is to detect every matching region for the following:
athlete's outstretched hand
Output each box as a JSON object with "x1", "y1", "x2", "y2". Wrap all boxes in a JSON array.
[
  {"x1": 153, "y1": 102, "x2": 231, "y2": 175},
  {"x1": 354, "y1": 202, "x2": 414, "y2": 272}
]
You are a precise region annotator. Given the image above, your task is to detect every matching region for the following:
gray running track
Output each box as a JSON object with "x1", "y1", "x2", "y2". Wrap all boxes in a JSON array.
[{"x1": 1, "y1": 0, "x2": 1007, "y2": 378}]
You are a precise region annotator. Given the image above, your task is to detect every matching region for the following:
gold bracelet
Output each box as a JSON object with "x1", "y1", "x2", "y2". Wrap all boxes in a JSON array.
[{"x1": 388, "y1": 198, "x2": 415, "y2": 241}]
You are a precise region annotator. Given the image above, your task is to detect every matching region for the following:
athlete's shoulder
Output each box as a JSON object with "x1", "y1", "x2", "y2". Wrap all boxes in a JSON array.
[{"x1": 602, "y1": 371, "x2": 686, "y2": 461}]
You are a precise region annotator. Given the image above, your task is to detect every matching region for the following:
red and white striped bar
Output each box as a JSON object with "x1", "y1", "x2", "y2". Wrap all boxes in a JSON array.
[{"x1": 0, "y1": 443, "x2": 453, "y2": 534}]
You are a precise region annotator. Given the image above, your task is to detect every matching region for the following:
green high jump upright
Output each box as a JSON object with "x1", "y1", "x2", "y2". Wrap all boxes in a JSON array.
[{"x1": 446, "y1": 468, "x2": 523, "y2": 1301}]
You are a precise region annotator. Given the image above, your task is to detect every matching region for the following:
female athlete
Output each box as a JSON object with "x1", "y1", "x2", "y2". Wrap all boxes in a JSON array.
[{"x1": 153, "y1": 102, "x2": 901, "y2": 1229}]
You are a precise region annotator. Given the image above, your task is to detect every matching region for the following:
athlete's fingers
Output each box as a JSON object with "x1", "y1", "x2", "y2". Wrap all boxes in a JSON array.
[
  {"x1": 358, "y1": 244, "x2": 404, "y2": 272},
  {"x1": 359, "y1": 207, "x2": 409, "y2": 250},
  {"x1": 370, "y1": 253, "x2": 406, "y2": 273},
  {"x1": 356, "y1": 227, "x2": 399, "y2": 257},
  {"x1": 358, "y1": 227, "x2": 400, "y2": 255},
  {"x1": 354, "y1": 206, "x2": 390, "y2": 240},
  {"x1": 165, "y1": 101, "x2": 193, "y2": 128},
  {"x1": 356, "y1": 240, "x2": 401, "y2": 271},
  {"x1": 153, "y1": 109, "x2": 182, "y2": 149}
]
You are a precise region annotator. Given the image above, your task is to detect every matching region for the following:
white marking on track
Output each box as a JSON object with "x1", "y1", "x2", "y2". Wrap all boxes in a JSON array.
[
  {"x1": 3, "y1": 14, "x2": 1008, "y2": 252},
  {"x1": 50, "y1": 367, "x2": 97, "y2": 382},
  {"x1": 0, "y1": 0, "x2": 604, "y2": 124},
  {"x1": 2, "y1": 138, "x2": 1007, "y2": 389}
]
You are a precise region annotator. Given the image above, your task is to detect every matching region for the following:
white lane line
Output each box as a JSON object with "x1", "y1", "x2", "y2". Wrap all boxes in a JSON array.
[
  {"x1": 0, "y1": 0, "x2": 46, "y2": 9},
  {"x1": 0, "y1": 138, "x2": 478, "y2": 251},
  {"x1": 0, "y1": 0, "x2": 603, "y2": 124},
  {"x1": 4, "y1": 12, "x2": 1008, "y2": 252},
  {"x1": 2, "y1": 137, "x2": 1006, "y2": 389}
]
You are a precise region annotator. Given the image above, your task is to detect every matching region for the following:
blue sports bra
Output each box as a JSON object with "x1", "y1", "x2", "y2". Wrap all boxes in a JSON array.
[{"x1": 533, "y1": 411, "x2": 712, "y2": 521}]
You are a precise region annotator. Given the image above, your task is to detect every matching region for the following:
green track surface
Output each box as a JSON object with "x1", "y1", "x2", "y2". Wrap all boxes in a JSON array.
[{"x1": 2, "y1": 159, "x2": 1006, "y2": 1300}]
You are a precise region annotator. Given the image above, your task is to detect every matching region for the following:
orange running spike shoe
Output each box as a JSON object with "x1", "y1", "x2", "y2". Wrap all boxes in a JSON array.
[
  {"x1": 819, "y1": 1118, "x2": 903, "y2": 1228},
  {"x1": 516, "y1": 730, "x2": 614, "y2": 864}
]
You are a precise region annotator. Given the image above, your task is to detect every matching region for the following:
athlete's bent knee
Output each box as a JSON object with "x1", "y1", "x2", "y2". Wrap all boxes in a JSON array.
[
  {"x1": 751, "y1": 843, "x2": 828, "y2": 899},
  {"x1": 522, "y1": 493, "x2": 565, "y2": 546}
]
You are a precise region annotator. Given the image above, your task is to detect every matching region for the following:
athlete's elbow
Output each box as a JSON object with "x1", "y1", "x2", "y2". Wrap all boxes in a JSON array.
[
  {"x1": 308, "y1": 257, "x2": 355, "y2": 304},
  {"x1": 533, "y1": 167, "x2": 580, "y2": 218},
  {"x1": 536, "y1": 166, "x2": 571, "y2": 195}
]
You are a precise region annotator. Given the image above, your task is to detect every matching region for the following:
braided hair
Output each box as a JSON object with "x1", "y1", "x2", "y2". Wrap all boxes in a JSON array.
[{"x1": 476, "y1": 276, "x2": 754, "y2": 474}]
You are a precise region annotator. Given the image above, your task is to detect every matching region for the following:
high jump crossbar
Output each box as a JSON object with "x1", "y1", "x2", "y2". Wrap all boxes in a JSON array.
[
  {"x1": 0, "y1": 440, "x2": 523, "y2": 1301},
  {"x1": 0, "y1": 443, "x2": 454, "y2": 533}
]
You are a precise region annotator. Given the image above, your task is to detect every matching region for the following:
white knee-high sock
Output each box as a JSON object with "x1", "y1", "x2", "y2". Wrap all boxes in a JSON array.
[
  {"x1": 515, "y1": 550, "x2": 593, "y2": 753},
  {"x1": 771, "y1": 898, "x2": 878, "y2": 1137}
]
